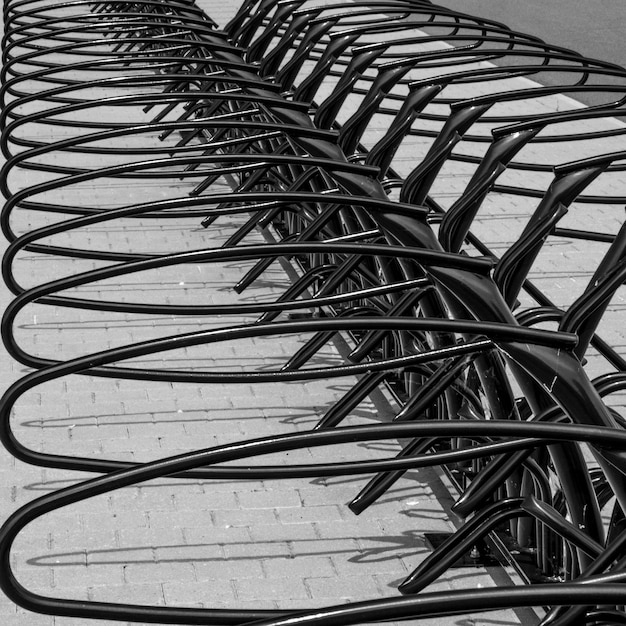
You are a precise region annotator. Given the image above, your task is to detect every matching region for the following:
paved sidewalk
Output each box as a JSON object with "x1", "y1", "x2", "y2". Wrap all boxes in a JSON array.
[{"x1": 0, "y1": 1, "x2": 624, "y2": 625}]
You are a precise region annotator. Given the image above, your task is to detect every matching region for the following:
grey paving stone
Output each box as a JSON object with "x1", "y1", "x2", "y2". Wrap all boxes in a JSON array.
[
  {"x1": 305, "y1": 574, "x2": 381, "y2": 599},
  {"x1": 233, "y1": 576, "x2": 311, "y2": 602}
]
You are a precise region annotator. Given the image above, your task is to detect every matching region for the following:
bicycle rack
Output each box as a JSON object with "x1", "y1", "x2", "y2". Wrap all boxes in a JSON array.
[{"x1": 2, "y1": 0, "x2": 626, "y2": 623}]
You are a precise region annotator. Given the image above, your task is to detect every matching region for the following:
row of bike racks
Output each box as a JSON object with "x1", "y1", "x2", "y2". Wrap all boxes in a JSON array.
[{"x1": 2, "y1": 0, "x2": 626, "y2": 623}]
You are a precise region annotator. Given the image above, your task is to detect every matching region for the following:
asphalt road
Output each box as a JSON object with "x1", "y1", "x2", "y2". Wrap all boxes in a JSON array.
[
  {"x1": 436, "y1": 0, "x2": 626, "y2": 67},
  {"x1": 435, "y1": 0, "x2": 626, "y2": 105}
]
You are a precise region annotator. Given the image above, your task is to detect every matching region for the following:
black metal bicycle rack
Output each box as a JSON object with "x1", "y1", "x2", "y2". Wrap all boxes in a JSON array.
[{"x1": 2, "y1": 0, "x2": 626, "y2": 623}]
